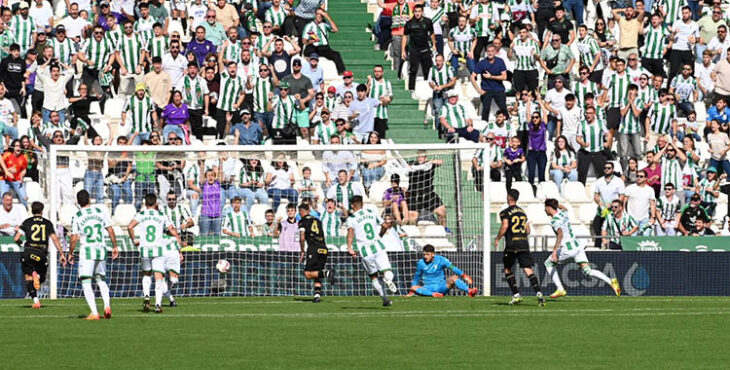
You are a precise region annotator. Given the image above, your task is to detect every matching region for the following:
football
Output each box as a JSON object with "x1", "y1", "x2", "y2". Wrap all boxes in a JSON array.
[{"x1": 216, "y1": 259, "x2": 230, "y2": 273}]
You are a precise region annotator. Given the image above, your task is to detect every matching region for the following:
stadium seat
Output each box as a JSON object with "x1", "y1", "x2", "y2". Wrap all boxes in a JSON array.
[
  {"x1": 401, "y1": 225, "x2": 421, "y2": 238},
  {"x1": 368, "y1": 181, "x2": 389, "y2": 203},
  {"x1": 572, "y1": 224, "x2": 591, "y2": 237},
  {"x1": 579, "y1": 203, "x2": 598, "y2": 224},
  {"x1": 250, "y1": 204, "x2": 270, "y2": 226},
  {"x1": 59, "y1": 204, "x2": 79, "y2": 227},
  {"x1": 526, "y1": 204, "x2": 551, "y2": 225},
  {"x1": 26, "y1": 182, "x2": 42, "y2": 203},
  {"x1": 561, "y1": 182, "x2": 591, "y2": 203},
  {"x1": 423, "y1": 225, "x2": 447, "y2": 237},
  {"x1": 538, "y1": 181, "x2": 562, "y2": 201},
  {"x1": 113, "y1": 204, "x2": 137, "y2": 226},
  {"x1": 489, "y1": 184, "x2": 508, "y2": 206},
  {"x1": 511, "y1": 182, "x2": 536, "y2": 202}
]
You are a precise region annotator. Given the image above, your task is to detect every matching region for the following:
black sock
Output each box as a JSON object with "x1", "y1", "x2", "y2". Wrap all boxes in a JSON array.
[
  {"x1": 314, "y1": 285, "x2": 322, "y2": 296},
  {"x1": 528, "y1": 274, "x2": 541, "y2": 294},
  {"x1": 26, "y1": 281, "x2": 36, "y2": 298},
  {"x1": 317, "y1": 270, "x2": 324, "y2": 279},
  {"x1": 505, "y1": 273, "x2": 519, "y2": 295},
  {"x1": 181, "y1": 18, "x2": 187, "y2": 31}
]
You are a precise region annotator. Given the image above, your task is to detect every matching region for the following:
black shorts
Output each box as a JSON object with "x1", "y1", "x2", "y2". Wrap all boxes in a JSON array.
[
  {"x1": 502, "y1": 250, "x2": 535, "y2": 268},
  {"x1": 606, "y1": 107, "x2": 621, "y2": 130},
  {"x1": 304, "y1": 246, "x2": 328, "y2": 272},
  {"x1": 21, "y1": 248, "x2": 48, "y2": 281},
  {"x1": 407, "y1": 192, "x2": 443, "y2": 213}
]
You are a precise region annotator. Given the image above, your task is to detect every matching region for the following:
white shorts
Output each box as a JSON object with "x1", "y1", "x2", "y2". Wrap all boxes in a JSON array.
[
  {"x1": 140, "y1": 257, "x2": 166, "y2": 273},
  {"x1": 78, "y1": 259, "x2": 106, "y2": 279},
  {"x1": 555, "y1": 246, "x2": 589, "y2": 264},
  {"x1": 171, "y1": 0, "x2": 186, "y2": 11},
  {"x1": 163, "y1": 249, "x2": 181, "y2": 274},
  {"x1": 361, "y1": 250, "x2": 392, "y2": 275},
  {"x1": 140, "y1": 257, "x2": 152, "y2": 272}
]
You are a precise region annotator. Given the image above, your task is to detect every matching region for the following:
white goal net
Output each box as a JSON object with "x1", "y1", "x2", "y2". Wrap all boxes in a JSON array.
[{"x1": 46, "y1": 143, "x2": 491, "y2": 298}]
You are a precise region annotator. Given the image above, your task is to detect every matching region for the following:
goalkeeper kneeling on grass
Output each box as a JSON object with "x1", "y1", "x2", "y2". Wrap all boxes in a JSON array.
[{"x1": 407, "y1": 244, "x2": 478, "y2": 297}]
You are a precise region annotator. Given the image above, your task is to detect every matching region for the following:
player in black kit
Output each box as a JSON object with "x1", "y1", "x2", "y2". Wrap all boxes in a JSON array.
[
  {"x1": 14, "y1": 202, "x2": 66, "y2": 308},
  {"x1": 493, "y1": 189, "x2": 545, "y2": 306},
  {"x1": 298, "y1": 203, "x2": 335, "y2": 303}
]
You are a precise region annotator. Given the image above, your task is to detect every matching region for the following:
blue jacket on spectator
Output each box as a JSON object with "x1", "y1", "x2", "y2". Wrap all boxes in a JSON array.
[{"x1": 706, "y1": 105, "x2": 730, "y2": 125}]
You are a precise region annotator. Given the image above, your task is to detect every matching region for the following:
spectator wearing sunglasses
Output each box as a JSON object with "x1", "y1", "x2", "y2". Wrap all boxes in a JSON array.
[{"x1": 601, "y1": 200, "x2": 637, "y2": 250}]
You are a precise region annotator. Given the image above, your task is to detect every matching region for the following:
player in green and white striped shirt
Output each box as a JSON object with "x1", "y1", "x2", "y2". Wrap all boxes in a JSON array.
[
  {"x1": 448, "y1": 16, "x2": 476, "y2": 73},
  {"x1": 122, "y1": 84, "x2": 158, "y2": 145},
  {"x1": 160, "y1": 192, "x2": 192, "y2": 306},
  {"x1": 222, "y1": 197, "x2": 255, "y2": 238},
  {"x1": 127, "y1": 193, "x2": 181, "y2": 314},
  {"x1": 10, "y1": 9, "x2": 35, "y2": 53},
  {"x1": 68, "y1": 190, "x2": 119, "y2": 320},
  {"x1": 601, "y1": 200, "x2": 638, "y2": 248},
  {"x1": 320, "y1": 199, "x2": 342, "y2": 237},
  {"x1": 543, "y1": 198, "x2": 621, "y2": 298},
  {"x1": 346, "y1": 196, "x2": 396, "y2": 306}
]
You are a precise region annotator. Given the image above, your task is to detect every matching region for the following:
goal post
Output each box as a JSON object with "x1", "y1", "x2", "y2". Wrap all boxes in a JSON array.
[{"x1": 47, "y1": 142, "x2": 492, "y2": 299}]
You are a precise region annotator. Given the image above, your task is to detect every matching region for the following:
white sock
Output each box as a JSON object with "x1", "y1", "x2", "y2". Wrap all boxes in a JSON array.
[
  {"x1": 155, "y1": 279, "x2": 166, "y2": 307},
  {"x1": 383, "y1": 270, "x2": 394, "y2": 283},
  {"x1": 96, "y1": 278, "x2": 111, "y2": 309},
  {"x1": 589, "y1": 269, "x2": 613, "y2": 285},
  {"x1": 142, "y1": 275, "x2": 151, "y2": 297},
  {"x1": 371, "y1": 278, "x2": 384, "y2": 297},
  {"x1": 82, "y1": 280, "x2": 98, "y2": 315},
  {"x1": 33, "y1": 297, "x2": 39, "y2": 304},
  {"x1": 547, "y1": 266, "x2": 564, "y2": 291},
  {"x1": 164, "y1": 277, "x2": 178, "y2": 302}
]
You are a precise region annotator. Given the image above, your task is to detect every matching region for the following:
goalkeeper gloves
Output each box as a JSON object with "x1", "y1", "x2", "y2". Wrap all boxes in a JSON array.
[{"x1": 462, "y1": 274, "x2": 473, "y2": 285}]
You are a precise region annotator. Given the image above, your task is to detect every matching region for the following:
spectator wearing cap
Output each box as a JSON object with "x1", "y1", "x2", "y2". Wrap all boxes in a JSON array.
[
  {"x1": 161, "y1": 90, "x2": 190, "y2": 144},
  {"x1": 231, "y1": 109, "x2": 263, "y2": 145},
  {"x1": 348, "y1": 84, "x2": 380, "y2": 142},
  {"x1": 268, "y1": 80, "x2": 302, "y2": 144},
  {"x1": 670, "y1": 63, "x2": 699, "y2": 116},
  {"x1": 678, "y1": 193, "x2": 711, "y2": 235},
  {"x1": 302, "y1": 53, "x2": 324, "y2": 93},
  {"x1": 122, "y1": 83, "x2": 159, "y2": 146},
  {"x1": 336, "y1": 70, "x2": 359, "y2": 99},
  {"x1": 177, "y1": 62, "x2": 209, "y2": 141},
  {"x1": 440, "y1": 90, "x2": 479, "y2": 143},
  {"x1": 472, "y1": 43, "x2": 507, "y2": 121},
  {"x1": 302, "y1": 9, "x2": 346, "y2": 75},
  {"x1": 312, "y1": 107, "x2": 336, "y2": 145},
  {"x1": 143, "y1": 56, "x2": 172, "y2": 115},
  {"x1": 697, "y1": 166, "x2": 724, "y2": 216},
  {"x1": 324, "y1": 85, "x2": 337, "y2": 111},
  {"x1": 282, "y1": 58, "x2": 315, "y2": 141},
  {"x1": 539, "y1": 30, "x2": 574, "y2": 90},
  {"x1": 383, "y1": 173, "x2": 412, "y2": 225},
  {"x1": 29, "y1": 0, "x2": 53, "y2": 34},
  {"x1": 11, "y1": 2, "x2": 35, "y2": 54},
  {"x1": 32, "y1": 30, "x2": 48, "y2": 60}
]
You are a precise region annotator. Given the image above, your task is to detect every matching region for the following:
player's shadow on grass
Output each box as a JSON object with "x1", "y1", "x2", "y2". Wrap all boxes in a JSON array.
[
  {"x1": 340, "y1": 306, "x2": 382, "y2": 310},
  {"x1": 492, "y1": 300, "x2": 567, "y2": 306},
  {"x1": 293, "y1": 297, "x2": 316, "y2": 302}
]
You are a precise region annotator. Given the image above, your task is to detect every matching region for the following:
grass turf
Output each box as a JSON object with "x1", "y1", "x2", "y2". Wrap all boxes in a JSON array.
[{"x1": 0, "y1": 296, "x2": 728, "y2": 369}]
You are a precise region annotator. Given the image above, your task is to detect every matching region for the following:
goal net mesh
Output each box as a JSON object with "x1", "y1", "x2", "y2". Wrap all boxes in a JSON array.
[{"x1": 49, "y1": 144, "x2": 489, "y2": 298}]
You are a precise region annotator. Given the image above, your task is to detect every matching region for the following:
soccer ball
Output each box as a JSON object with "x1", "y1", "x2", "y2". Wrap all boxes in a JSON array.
[{"x1": 216, "y1": 259, "x2": 230, "y2": 273}]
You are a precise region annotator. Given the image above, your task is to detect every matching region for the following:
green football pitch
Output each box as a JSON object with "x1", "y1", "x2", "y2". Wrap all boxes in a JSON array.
[{"x1": 1, "y1": 296, "x2": 728, "y2": 369}]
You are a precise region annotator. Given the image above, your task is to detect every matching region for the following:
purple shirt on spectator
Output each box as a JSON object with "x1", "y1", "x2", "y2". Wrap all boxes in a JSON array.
[
  {"x1": 201, "y1": 181, "x2": 221, "y2": 217},
  {"x1": 162, "y1": 103, "x2": 190, "y2": 126},
  {"x1": 185, "y1": 39, "x2": 216, "y2": 66},
  {"x1": 527, "y1": 121, "x2": 547, "y2": 152},
  {"x1": 383, "y1": 187, "x2": 405, "y2": 204},
  {"x1": 503, "y1": 147, "x2": 524, "y2": 161}
]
